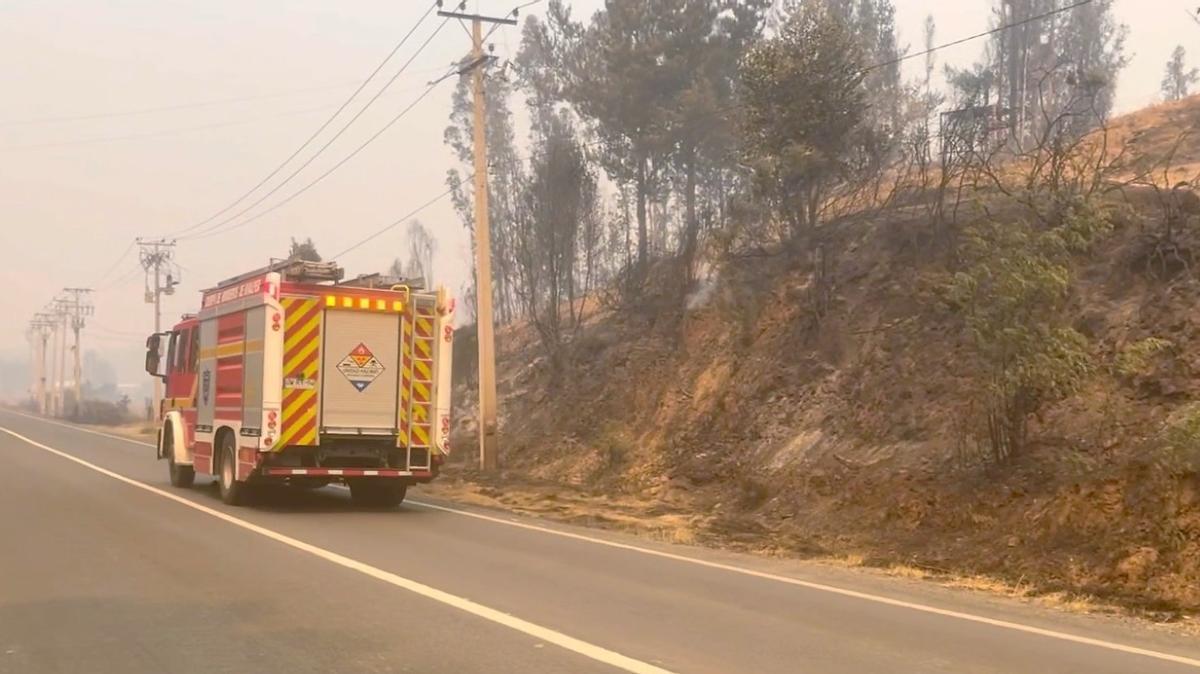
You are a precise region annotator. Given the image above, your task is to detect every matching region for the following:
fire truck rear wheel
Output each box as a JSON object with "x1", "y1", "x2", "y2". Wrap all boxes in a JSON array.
[
  {"x1": 164, "y1": 428, "x2": 194, "y2": 488},
  {"x1": 217, "y1": 432, "x2": 248, "y2": 506},
  {"x1": 348, "y1": 480, "x2": 407, "y2": 509}
]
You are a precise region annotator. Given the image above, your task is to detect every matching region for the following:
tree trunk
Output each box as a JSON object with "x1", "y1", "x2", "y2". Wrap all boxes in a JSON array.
[
  {"x1": 806, "y1": 182, "x2": 821, "y2": 233},
  {"x1": 681, "y1": 151, "x2": 699, "y2": 282},
  {"x1": 636, "y1": 155, "x2": 649, "y2": 275}
]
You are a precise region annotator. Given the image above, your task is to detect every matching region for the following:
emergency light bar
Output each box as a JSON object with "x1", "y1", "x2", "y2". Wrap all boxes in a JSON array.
[
  {"x1": 324, "y1": 294, "x2": 406, "y2": 313},
  {"x1": 322, "y1": 283, "x2": 410, "y2": 313}
]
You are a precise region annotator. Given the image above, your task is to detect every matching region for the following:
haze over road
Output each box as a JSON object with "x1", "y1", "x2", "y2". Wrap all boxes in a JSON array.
[{"x1": 1, "y1": 409, "x2": 1198, "y2": 674}]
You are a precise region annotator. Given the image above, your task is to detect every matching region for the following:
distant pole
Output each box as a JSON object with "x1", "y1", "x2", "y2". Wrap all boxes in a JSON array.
[
  {"x1": 31, "y1": 314, "x2": 54, "y2": 415},
  {"x1": 24, "y1": 326, "x2": 35, "y2": 406},
  {"x1": 38, "y1": 327, "x2": 49, "y2": 414},
  {"x1": 62, "y1": 288, "x2": 94, "y2": 414},
  {"x1": 48, "y1": 318, "x2": 58, "y2": 416},
  {"x1": 438, "y1": 3, "x2": 516, "y2": 472},
  {"x1": 138, "y1": 238, "x2": 178, "y2": 417},
  {"x1": 53, "y1": 304, "x2": 68, "y2": 417}
]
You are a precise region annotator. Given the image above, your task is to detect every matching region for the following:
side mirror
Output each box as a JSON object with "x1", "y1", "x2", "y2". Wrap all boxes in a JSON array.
[{"x1": 145, "y1": 334, "x2": 164, "y2": 380}]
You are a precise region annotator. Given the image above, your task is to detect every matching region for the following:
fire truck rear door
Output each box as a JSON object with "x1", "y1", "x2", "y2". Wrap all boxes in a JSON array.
[{"x1": 319, "y1": 309, "x2": 400, "y2": 433}]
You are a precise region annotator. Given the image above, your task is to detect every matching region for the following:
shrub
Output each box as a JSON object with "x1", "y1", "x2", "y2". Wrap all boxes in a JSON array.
[{"x1": 944, "y1": 212, "x2": 1102, "y2": 462}]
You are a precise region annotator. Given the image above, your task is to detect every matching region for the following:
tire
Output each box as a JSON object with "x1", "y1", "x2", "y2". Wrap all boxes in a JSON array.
[
  {"x1": 164, "y1": 427, "x2": 195, "y2": 488},
  {"x1": 348, "y1": 480, "x2": 407, "y2": 509},
  {"x1": 217, "y1": 432, "x2": 249, "y2": 506}
]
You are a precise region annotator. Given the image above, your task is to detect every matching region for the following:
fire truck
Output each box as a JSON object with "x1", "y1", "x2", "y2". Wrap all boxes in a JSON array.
[{"x1": 144, "y1": 260, "x2": 454, "y2": 508}]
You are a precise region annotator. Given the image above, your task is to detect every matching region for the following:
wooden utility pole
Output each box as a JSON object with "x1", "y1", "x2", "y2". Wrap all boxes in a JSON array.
[
  {"x1": 61, "y1": 287, "x2": 94, "y2": 414},
  {"x1": 31, "y1": 314, "x2": 54, "y2": 415},
  {"x1": 50, "y1": 299, "x2": 69, "y2": 417},
  {"x1": 138, "y1": 238, "x2": 178, "y2": 415},
  {"x1": 438, "y1": 4, "x2": 516, "y2": 471}
]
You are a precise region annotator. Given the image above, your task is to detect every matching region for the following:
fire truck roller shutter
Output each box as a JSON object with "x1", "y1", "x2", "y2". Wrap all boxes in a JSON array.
[{"x1": 320, "y1": 309, "x2": 401, "y2": 432}]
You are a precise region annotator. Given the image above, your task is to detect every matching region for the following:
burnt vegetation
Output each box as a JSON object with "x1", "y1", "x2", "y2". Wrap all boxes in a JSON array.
[{"x1": 443, "y1": 0, "x2": 1200, "y2": 611}]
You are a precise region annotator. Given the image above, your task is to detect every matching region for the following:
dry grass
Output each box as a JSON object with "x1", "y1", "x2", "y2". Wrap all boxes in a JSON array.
[
  {"x1": 430, "y1": 474, "x2": 1200, "y2": 634},
  {"x1": 100, "y1": 421, "x2": 157, "y2": 441}
]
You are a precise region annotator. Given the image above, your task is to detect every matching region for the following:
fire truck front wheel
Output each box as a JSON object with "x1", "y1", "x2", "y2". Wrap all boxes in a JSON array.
[
  {"x1": 216, "y1": 432, "x2": 249, "y2": 506},
  {"x1": 164, "y1": 427, "x2": 194, "y2": 488}
]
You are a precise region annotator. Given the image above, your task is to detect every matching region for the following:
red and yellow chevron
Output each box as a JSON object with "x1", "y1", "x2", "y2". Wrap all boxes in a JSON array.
[{"x1": 278, "y1": 296, "x2": 321, "y2": 447}]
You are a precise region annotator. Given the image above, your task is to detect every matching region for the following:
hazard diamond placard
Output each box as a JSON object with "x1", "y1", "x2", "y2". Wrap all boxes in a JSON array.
[{"x1": 336, "y1": 342, "x2": 385, "y2": 392}]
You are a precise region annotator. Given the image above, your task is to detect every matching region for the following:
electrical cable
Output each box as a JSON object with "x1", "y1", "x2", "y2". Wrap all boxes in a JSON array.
[
  {"x1": 0, "y1": 81, "x2": 361, "y2": 127},
  {"x1": 330, "y1": 185, "x2": 458, "y2": 261},
  {"x1": 184, "y1": 66, "x2": 456, "y2": 241},
  {"x1": 0, "y1": 103, "x2": 337, "y2": 152},
  {"x1": 92, "y1": 240, "x2": 136, "y2": 286},
  {"x1": 863, "y1": 0, "x2": 1093, "y2": 73},
  {"x1": 160, "y1": 1, "x2": 443, "y2": 239}
]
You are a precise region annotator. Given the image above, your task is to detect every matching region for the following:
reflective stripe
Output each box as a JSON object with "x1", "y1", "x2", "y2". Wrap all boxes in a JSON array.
[
  {"x1": 263, "y1": 467, "x2": 414, "y2": 477},
  {"x1": 279, "y1": 297, "x2": 321, "y2": 447}
]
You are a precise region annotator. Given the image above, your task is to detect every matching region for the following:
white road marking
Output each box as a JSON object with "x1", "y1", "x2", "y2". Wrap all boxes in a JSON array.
[
  {"x1": 7, "y1": 410, "x2": 1200, "y2": 669},
  {"x1": 1, "y1": 410, "x2": 158, "y2": 447},
  {"x1": 0, "y1": 426, "x2": 674, "y2": 674},
  {"x1": 402, "y1": 505, "x2": 1200, "y2": 668}
]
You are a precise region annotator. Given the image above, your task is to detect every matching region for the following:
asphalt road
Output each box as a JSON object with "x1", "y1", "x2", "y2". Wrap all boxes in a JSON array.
[{"x1": 2, "y1": 410, "x2": 1199, "y2": 674}]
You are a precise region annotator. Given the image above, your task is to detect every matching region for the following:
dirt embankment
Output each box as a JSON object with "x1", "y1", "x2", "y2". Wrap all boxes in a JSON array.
[{"x1": 443, "y1": 99, "x2": 1200, "y2": 620}]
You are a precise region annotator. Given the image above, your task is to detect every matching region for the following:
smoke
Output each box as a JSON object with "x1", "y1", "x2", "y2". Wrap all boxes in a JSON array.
[{"x1": 685, "y1": 262, "x2": 718, "y2": 311}]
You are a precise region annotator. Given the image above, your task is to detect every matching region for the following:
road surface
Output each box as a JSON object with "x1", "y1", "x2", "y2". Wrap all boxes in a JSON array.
[{"x1": 1, "y1": 409, "x2": 1198, "y2": 674}]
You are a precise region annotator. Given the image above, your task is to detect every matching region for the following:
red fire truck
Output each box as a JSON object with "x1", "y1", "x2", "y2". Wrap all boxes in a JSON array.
[{"x1": 144, "y1": 260, "x2": 454, "y2": 508}]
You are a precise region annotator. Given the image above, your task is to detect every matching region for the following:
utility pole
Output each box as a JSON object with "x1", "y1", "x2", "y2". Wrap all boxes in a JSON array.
[
  {"x1": 438, "y1": 2, "x2": 516, "y2": 471},
  {"x1": 50, "y1": 299, "x2": 69, "y2": 417},
  {"x1": 30, "y1": 314, "x2": 55, "y2": 415},
  {"x1": 61, "y1": 287, "x2": 94, "y2": 414},
  {"x1": 24, "y1": 325, "x2": 37, "y2": 408},
  {"x1": 138, "y1": 238, "x2": 178, "y2": 414}
]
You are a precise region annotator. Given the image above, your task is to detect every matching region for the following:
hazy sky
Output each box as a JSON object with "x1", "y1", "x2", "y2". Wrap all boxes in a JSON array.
[{"x1": 1, "y1": 0, "x2": 1196, "y2": 383}]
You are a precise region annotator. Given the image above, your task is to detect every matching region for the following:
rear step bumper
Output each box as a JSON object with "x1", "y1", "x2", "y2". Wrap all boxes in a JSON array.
[{"x1": 262, "y1": 467, "x2": 432, "y2": 478}]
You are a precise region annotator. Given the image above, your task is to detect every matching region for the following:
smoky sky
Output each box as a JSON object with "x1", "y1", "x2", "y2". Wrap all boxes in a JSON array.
[{"x1": 0, "y1": 0, "x2": 1191, "y2": 385}]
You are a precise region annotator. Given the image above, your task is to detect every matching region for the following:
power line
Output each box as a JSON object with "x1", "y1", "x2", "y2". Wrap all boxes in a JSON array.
[
  {"x1": 181, "y1": 24, "x2": 458, "y2": 242},
  {"x1": 482, "y1": 0, "x2": 541, "y2": 44},
  {"x1": 185, "y1": 71, "x2": 456, "y2": 241},
  {"x1": 93, "y1": 240, "x2": 136, "y2": 286},
  {"x1": 0, "y1": 102, "x2": 337, "y2": 152},
  {"x1": 161, "y1": 1, "x2": 445, "y2": 240},
  {"x1": 95, "y1": 264, "x2": 145, "y2": 292},
  {"x1": 88, "y1": 322, "x2": 144, "y2": 338},
  {"x1": 330, "y1": 185, "x2": 457, "y2": 260},
  {"x1": 330, "y1": 4, "x2": 534, "y2": 263},
  {"x1": 0, "y1": 81, "x2": 362, "y2": 127},
  {"x1": 863, "y1": 0, "x2": 1094, "y2": 73}
]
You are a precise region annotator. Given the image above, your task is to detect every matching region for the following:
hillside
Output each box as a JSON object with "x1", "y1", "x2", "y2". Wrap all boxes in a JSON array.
[{"x1": 442, "y1": 96, "x2": 1200, "y2": 617}]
